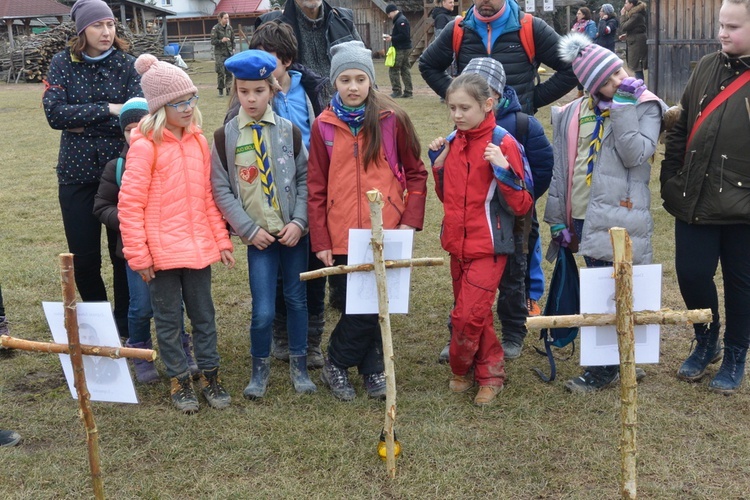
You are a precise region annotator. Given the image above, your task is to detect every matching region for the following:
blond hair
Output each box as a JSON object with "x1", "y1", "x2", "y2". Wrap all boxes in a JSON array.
[{"x1": 139, "y1": 106, "x2": 203, "y2": 144}]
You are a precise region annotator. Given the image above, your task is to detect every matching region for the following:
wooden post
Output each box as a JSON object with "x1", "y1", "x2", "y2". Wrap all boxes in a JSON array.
[
  {"x1": 60, "y1": 253, "x2": 104, "y2": 500},
  {"x1": 526, "y1": 308, "x2": 712, "y2": 330},
  {"x1": 610, "y1": 228, "x2": 637, "y2": 499},
  {"x1": 366, "y1": 189, "x2": 397, "y2": 479},
  {"x1": 299, "y1": 258, "x2": 444, "y2": 281},
  {"x1": 0, "y1": 335, "x2": 156, "y2": 360}
]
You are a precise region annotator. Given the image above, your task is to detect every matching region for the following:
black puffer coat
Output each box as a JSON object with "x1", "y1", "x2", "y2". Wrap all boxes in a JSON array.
[{"x1": 418, "y1": 2, "x2": 577, "y2": 114}]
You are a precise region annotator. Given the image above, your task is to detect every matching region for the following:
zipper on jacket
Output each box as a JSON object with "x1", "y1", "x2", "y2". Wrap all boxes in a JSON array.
[
  {"x1": 683, "y1": 150, "x2": 696, "y2": 197},
  {"x1": 354, "y1": 138, "x2": 361, "y2": 227},
  {"x1": 719, "y1": 154, "x2": 727, "y2": 193}
]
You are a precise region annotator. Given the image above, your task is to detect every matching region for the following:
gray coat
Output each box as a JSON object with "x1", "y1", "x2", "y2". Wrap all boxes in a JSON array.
[
  {"x1": 210, "y1": 115, "x2": 308, "y2": 243},
  {"x1": 544, "y1": 94, "x2": 664, "y2": 264}
]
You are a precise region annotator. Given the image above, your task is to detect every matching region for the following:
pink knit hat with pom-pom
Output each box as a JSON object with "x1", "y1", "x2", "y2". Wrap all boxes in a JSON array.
[{"x1": 135, "y1": 54, "x2": 198, "y2": 114}]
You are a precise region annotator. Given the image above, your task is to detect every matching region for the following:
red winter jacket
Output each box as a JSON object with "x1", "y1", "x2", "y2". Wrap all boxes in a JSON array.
[{"x1": 434, "y1": 113, "x2": 533, "y2": 260}]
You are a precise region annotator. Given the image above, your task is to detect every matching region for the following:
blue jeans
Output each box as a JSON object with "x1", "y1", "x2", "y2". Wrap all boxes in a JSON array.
[
  {"x1": 149, "y1": 266, "x2": 219, "y2": 378},
  {"x1": 247, "y1": 235, "x2": 309, "y2": 357},
  {"x1": 125, "y1": 263, "x2": 152, "y2": 344}
]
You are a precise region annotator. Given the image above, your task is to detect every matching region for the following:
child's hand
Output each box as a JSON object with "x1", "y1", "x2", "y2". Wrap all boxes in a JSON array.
[
  {"x1": 484, "y1": 143, "x2": 509, "y2": 170},
  {"x1": 612, "y1": 77, "x2": 646, "y2": 107},
  {"x1": 428, "y1": 137, "x2": 450, "y2": 166},
  {"x1": 399, "y1": 224, "x2": 415, "y2": 230},
  {"x1": 250, "y1": 228, "x2": 276, "y2": 250},
  {"x1": 277, "y1": 223, "x2": 302, "y2": 247},
  {"x1": 220, "y1": 249, "x2": 235, "y2": 269},
  {"x1": 136, "y1": 266, "x2": 155, "y2": 283},
  {"x1": 316, "y1": 250, "x2": 333, "y2": 267}
]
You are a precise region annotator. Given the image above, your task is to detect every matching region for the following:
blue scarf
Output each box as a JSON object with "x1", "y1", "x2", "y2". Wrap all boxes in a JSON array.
[
  {"x1": 82, "y1": 47, "x2": 114, "y2": 63},
  {"x1": 331, "y1": 92, "x2": 366, "y2": 135}
]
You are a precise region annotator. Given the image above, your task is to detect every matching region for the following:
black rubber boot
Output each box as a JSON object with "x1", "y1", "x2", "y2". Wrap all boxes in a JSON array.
[
  {"x1": 307, "y1": 314, "x2": 325, "y2": 369},
  {"x1": 243, "y1": 357, "x2": 271, "y2": 399},
  {"x1": 290, "y1": 355, "x2": 317, "y2": 394},
  {"x1": 270, "y1": 314, "x2": 290, "y2": 362}
]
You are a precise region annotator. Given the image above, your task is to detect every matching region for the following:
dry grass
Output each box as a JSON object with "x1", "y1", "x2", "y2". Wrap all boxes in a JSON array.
[{"x1": 0, "y1": 60, "x2": 748, "y2": 499}]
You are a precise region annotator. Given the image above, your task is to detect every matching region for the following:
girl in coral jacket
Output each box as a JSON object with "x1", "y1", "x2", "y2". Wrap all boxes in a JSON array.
[
  {"x1": 428, "y1": 73, "x2": 534, "y2": 407},
  {"x1": 307, "y1": 41, "x2": 428, "y2": 402},
  {"x1": 118, "y1": 55, "x2": 235, "y2": 414}
]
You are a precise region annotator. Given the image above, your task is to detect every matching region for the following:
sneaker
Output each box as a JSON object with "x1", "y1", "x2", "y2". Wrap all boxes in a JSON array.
[
  {"x1": 320, "y1": 358, "x2": 356, "y2": 401},
  {"x1": 502, "y1": 339, "x2": 523, "y2": 360},
  {"x1": 474, "y1": 385, "x2": 503, "y2": 406},
  {"x1": 0, "y1": 429, "x2": 21, "y2": 447},
  {"x1": 363, "y1": 372, "x2": 387, "y2": 400},
  {"x1": 389, "y1": 92, "x2": 402, "y2": 98},
  {"x1": 400, "y1": 93, "x2": 413, "y2": 99},
  {"x1": 218, "y1": 88, "x2": 224, "y2": 97},
  {"x1": 564, "y1": 366, "x2": 646, "y2": 393},
  {"x1": 438, "y1": 340, "x2": 450, "y2": 364},
  {"x1": 170, "y1": 375, "x2": 199, "y2": 414},
  {"x1": 526, "y1": 298, "x2": 541, "y2": 317},
  {"x1": 449, "y1": 372, "x2": 474, "y2": 393},
  {"x1": 199, "y1": 368, "x2": 231, "y2": 409}
]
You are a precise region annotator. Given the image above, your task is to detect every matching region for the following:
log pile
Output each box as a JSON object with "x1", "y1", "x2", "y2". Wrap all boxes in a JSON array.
[{"x1": 1, "y1": 22, "x2": 172, "y2": 83}]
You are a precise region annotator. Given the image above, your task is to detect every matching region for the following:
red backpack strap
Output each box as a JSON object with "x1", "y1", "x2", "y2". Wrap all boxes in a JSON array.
[
  {"x1": 519, "y1": 13, "x2": 535, "y2": 63},
  {"x1": 686, "y1": 70, "x2": 750, "y2": 150},
  {"x1": 452, "y1": 16, "x2": 464, "y2": 60}
]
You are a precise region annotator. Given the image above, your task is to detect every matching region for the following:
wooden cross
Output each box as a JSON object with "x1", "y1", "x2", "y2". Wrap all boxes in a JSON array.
[
  {"x1": 300, "y1": 189, "x2": 443, "y2": 479},
  {"x1": 526, "y1": 228, "x2": 712, "y2": 500},
  {"x1": 0, "y1": 253, "x2": 156, "y2": 500}
]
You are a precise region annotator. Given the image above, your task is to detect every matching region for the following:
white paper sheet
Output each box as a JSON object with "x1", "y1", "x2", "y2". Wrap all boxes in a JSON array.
[
  {"x1": 43, "y1": 302, "x2": 138, "y2": 404},
  {"x1": 579, "y1": 264, "x2": 662, "y2": 366},
  {"x1": 345, "y1": 229, "x2": 414, "y2": 314}
]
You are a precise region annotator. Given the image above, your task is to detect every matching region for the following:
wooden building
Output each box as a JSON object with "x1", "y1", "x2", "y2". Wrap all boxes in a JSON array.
[{"x1": 649, "y1": 0, "x2": 721, "y2": 104}]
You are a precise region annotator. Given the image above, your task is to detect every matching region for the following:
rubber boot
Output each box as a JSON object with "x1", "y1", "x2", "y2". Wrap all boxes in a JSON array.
[
  {"x1": 290, "y1": 355, "x2": 317, "y2": 394},
  {"x1": 181, "y1": 332, "x2": 201, "y2": 379},
  {"x1": 126, "y1": 339, "x2": 160, "y2": 384},
  {"x1": 677, "y1": 322, "x2": 722, "y2": 381},
  {"x1": 271, "y1": 314, "x2": 290, "y2": 362},
  {"x1": 307, "y1": 314, "x2": 325, "y2": 369},
  {"x1": 243, "y1": 356, "x2": 271, "y2": 399},
  {"x1": 439, "y1": 315, "x2": 452, "y2": 364},
  {"x1": 708, "y1": 344, "x2": 747, "y2": 395}
]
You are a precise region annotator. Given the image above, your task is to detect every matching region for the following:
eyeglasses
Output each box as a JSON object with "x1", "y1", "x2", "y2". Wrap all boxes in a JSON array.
[{"x1": 166, "y1": 95, "x2": 199, "y2": 112}]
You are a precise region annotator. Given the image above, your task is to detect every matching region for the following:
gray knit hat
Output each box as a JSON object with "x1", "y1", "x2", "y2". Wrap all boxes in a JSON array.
[
  {"x1": 463, "y1": 57, "x2": 506, "y2": 96},
  {"x1": 330, "y1": 41, "x2": 376, "y2": 85},
  {"x1": 71, "y1": 0, "x2": 115, "y2": 35},
  {"x1": 600, "y1": 4, "x2": 615, "y2": 16}
]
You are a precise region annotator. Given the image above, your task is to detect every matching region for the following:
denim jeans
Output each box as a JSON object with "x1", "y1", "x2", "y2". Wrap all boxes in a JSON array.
[
  {"x1": 125, "y1": 263, "x2": 152, "y2": 344},
  {"x1": 247, "y1": 235, "x2": 309, "y2": 357},
  {"x1": 275, "y1": 246, "x2": 327, "y2": 318},
  {"x1": 149, "y1": 266, "x2": 219, "y2": 378}
]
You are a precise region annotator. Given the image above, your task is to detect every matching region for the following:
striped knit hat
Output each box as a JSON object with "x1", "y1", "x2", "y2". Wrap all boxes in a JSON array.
[{"x1": 558, "y1": 33, "x2": 623, "y2": 96}]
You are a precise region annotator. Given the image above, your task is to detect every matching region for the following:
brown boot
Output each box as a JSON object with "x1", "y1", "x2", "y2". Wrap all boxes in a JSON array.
[
  {"x1": 474, "y1": 385, "x2": 503, "y2": 406},
  {"x1": 449, "y1": 372, "x2": 474, "y2": 393}
]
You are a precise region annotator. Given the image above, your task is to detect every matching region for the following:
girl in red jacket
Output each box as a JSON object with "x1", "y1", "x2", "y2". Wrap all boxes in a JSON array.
[
  {"x1": 119, "y1": 55, "x2": 235, "y2": 414},
  {"x1": 429, "y1": 73, "x2": 533, "y2": 406},
  {"x1": 307, "y1": 41, "x2": 428, "y2": 401}
]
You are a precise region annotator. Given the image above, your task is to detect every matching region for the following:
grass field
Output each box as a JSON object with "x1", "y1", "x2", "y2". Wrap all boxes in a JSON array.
[{"x1": 0, "y1": 60, "x2": 748, "y2": 499}]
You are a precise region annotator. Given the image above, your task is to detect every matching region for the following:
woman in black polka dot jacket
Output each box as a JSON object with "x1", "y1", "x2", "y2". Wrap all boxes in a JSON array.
[{"x1": 43, "y1": 0, "x2": 142, "y2": 338}]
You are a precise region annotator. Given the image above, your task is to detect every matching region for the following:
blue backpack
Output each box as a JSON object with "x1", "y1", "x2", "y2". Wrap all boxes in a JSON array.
[{"x1": 533, "y1": 245, "x2": 580, "y2": 382}]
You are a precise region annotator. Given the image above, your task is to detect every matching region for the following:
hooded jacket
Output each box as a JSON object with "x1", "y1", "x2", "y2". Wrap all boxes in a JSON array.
[
  {"x1": 661, "y1": 52, "x2": 750, "y2": 225},
  {"x1": 430, "y1": 6, "x2": 453, "y2": 32},
  {"x1": 432, "y1": 113, "x2": 533, "y2": 260},
  {"x1": 418, "y1": 0, "x2": 578, "y2": 114},
  {"x1": 307, "y1": 109, "x2": 428, "y2": 254},
  {"x1": 545, "y1": 93, "x2": 664, "y2": 265},
  {"x1": 119, "y1": 127, "x2": 233, "y2": 272}
]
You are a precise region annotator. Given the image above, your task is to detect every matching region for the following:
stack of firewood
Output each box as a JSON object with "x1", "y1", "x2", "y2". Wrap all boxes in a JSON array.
[{"x1": 1, "y1": 22, "x2": 173, "y2": 83}]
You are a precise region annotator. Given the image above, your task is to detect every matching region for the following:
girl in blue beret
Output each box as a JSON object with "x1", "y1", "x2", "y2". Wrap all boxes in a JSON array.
[{"x1": 211, "y1": 49, "x2": 316, "y2": 398}]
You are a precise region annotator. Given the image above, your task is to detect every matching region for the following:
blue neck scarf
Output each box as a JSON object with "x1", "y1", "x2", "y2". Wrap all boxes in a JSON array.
[
  {"x1": 331, "y1": 92, "x2": 366, "y2": 135},
  {"x1": 82, "y1": 47, "x2": 114, "y2": 63}
]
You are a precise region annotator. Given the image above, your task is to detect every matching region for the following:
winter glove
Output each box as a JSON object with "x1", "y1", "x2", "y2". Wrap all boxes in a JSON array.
[
  {"x1": 550, "y1": 224, "x2": 573, "y2": 247},
  {"x1": 612, "y1": 77, "x2": 646, "y2": 107},
  {"x1": 596, "y1": 98, "x2": 613, "y2": 112}
]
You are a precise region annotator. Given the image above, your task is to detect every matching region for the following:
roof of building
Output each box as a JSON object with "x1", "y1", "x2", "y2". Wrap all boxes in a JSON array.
[
  {"x1": 213, "y1": 0, "x2": 270, "y2": 16},
  {"x1": 0, "y1": 0, "x2": 70, "y2": 20}
]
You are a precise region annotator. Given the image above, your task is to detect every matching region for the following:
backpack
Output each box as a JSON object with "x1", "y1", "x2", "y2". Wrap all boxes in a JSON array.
[
  {"x1": 532, "y1": 245, "x2": 580, "y2": 382},
  {"x1": 317, "y1": 112, "x2": 406, "y2": 191},
  {"x1": 451, "y1": 12, "x2": 536, "y2": 77}
]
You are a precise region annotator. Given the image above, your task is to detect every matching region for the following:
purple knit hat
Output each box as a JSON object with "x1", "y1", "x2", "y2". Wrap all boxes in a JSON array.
[
  {"x1": 71, "y1": 0, "x2": 115, "y2": 35},
  {"x1": 134, "y1": 54, "x2": 198, "y2": 114},
  {"x1": 558, "y1": 33, "x2": 623, "y2": 96}
]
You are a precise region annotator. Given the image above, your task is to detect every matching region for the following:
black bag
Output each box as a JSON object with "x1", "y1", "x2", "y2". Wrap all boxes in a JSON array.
[{"x1": 533, "y1": 246, "x2": 580, "y2": 382}]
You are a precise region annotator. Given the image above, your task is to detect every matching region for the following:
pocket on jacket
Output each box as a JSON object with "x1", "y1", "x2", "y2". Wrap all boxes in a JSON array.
[{"x1": 716, "y1": 156, "x2": 750, "y2": 216}]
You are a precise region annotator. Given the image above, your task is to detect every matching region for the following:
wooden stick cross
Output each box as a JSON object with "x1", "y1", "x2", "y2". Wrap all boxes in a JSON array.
[{"x1": 0, "y1": 253, "x2": 156, "y2": 500}]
